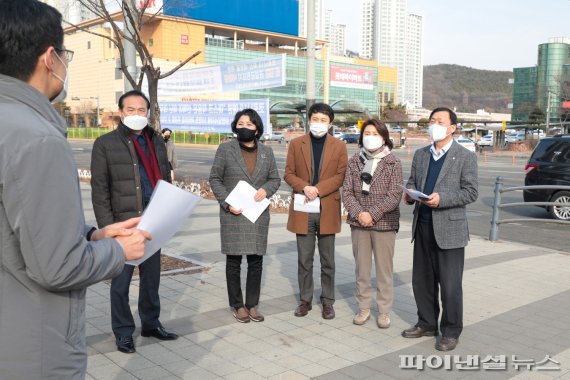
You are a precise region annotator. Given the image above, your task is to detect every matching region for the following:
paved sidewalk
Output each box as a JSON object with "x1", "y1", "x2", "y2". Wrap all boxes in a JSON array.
[{"x1": 80, "y1": 185, "x2": 570, "y2": 380}]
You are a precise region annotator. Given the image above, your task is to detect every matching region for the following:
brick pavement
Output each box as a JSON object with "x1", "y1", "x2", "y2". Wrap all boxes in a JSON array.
[{"x1": 79, "y1": 185, "x2": 570, "y2": 380}]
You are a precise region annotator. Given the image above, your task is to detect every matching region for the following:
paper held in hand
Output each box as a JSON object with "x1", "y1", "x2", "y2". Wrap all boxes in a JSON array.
[
  {"x1": 293, "y1": 194, "x2": 321, "y2": 213},
  {"x1": 224, "y1": 180, "x2": 270, "y2": 223},
  {"x1": 399, "y1": 185, "x2": 433, "y2": 202},
  {"x1": 127, "y1": 180, "x2": 202, "y2": 266}
]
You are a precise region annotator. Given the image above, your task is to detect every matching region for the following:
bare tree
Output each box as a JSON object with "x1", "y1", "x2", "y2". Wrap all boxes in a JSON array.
[{"x1": 65, "y1": 0, "x2": 201, "y2": 130}]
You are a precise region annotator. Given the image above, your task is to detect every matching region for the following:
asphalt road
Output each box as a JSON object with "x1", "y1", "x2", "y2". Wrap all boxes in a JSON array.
[{"x1": 70, "y1": 139, "x2": 569, "y2": 252}]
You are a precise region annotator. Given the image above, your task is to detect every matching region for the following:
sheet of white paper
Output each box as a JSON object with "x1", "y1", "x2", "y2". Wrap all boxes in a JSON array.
[
  {"x1": 127, "y1": 180, "x2": 201, "y2": 266},
  {"x1": 293, "y1": 194, "x2": 321, "y2": 213},
  {"x1": 224, "y1": 180, "x2": 270, "y2": 223},
  {"x1": 400, "y1": 185, "x2": 432, "y2": 202}
]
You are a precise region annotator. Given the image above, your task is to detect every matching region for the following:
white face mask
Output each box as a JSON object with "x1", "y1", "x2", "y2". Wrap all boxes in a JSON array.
[
  {"x1": 310, "y1": 122, "x2": 329, "y2": 138},
  {"x1": 429, "y1": 124, "x2": 449, "y2": 142},
  {"x1": 123, "y1": 115, "x2": 148, "y2": 131},
  {"x1": 362, "y1": 135, "x2": 384, "y2": 151},
  {"x1": 49, "y1": 52, "x2": 68, "y2": 103}
]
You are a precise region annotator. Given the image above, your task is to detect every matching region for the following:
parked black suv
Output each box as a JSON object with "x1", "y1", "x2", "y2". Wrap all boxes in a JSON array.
[{"x1": 523, "y1": 135, "x2": 570, "y2": 220}]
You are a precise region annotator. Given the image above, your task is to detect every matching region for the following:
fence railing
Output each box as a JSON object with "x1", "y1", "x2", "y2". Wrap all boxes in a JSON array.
[
  {"x1": 67, "y1": 128, "x2": 232, "y2": 145},
  {"x1": 489, "y1": 176, "x2": 570, "y2": 241}
]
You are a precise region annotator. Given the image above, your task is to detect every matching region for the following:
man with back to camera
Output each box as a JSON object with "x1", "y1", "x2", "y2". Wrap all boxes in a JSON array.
[
  {"x1": 401, "y1": 107, "x2": 478, "y2": 351},
  {"x1": 91, "y1": 90, "x2": 179, "y2": 354},
  {"x1": 0, "y1": 1, "x2": 149, "y2": 378},
  {"x1": 284, "y1": 102, "x2": 348, "y2": 320}
]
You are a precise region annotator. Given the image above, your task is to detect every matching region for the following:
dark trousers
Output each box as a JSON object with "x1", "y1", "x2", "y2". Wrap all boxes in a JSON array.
[
  {"x1": 111, "y1": 250, "x2": 161, "y2": 338},
  {"x1": 296, "y1": 213, "x2": 336, "y2": 305},
  {"x1": 413, "y1": 221, "x2": 464, "y2": 338},
  {"x1": 226, "y1": 254, "x2": 263, "y2": 309}
]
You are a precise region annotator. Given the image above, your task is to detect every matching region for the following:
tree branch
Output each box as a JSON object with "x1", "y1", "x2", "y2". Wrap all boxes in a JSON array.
[{"x1": 159, "y1": 50, "x2": 202, "y2": 79}]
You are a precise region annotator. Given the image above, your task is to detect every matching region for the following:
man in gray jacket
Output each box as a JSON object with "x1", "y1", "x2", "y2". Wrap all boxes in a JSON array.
[
  {"x1": 0, "y1": 1, "x2": 149, "y2": 379},
  {"x1": 401, "y1": 107, "x2": 478, "y2": 352}
]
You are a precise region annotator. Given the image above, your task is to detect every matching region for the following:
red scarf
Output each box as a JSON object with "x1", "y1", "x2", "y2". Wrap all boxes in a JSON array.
[{"x1": 130, "y1": 131, "x2": 162, "y2": 189}]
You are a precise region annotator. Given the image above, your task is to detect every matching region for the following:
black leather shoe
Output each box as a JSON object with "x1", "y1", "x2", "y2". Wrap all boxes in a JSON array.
[
  {"x1": 141, "y1": 326, "x2": 179, "y2": 340},
  {"x1": 322, "y1": 304, "x2": 335, "y2": 320},
  {"x1": 116, "y1": 336, "x2": 136, "y2": 354},
  {"x1": 401, "y1": 325, "x2": 438, "y2": 338},
  {"x1": 436, "y1": 337, "x2": 458, "y2": 351}
]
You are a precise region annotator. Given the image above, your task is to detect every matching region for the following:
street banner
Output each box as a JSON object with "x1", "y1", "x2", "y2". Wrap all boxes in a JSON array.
[
  {"x1": 159, "y1": 99, "x2": 270, "y2": 132},
  {"x1": 155, "y1": 55, "x2": 286, "y2": 96}
]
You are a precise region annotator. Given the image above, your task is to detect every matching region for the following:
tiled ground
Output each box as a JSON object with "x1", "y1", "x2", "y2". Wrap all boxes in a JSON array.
[{"x1": 80, "y1": 185, "x2": 570, "y2": 379}]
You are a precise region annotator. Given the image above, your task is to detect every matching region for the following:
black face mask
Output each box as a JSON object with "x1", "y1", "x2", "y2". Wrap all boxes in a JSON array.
[
  {"x1": 163, "y1": 136, "x2": 170, "y2": 142},
  {"x1": 236, "y1": 128, "x2": 257, "y2": 142}
]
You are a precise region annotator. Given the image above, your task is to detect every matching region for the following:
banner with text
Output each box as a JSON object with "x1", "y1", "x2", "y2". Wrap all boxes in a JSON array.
[
  {"x1": 155, "y1": 55, "x2": 286, "y2": 97},
  {"x1": 159, "y1": 99, "x2": 270, "y2": 133},
  {"x1": 330, "y1": 65, "x2": 375, "y2": 90}
]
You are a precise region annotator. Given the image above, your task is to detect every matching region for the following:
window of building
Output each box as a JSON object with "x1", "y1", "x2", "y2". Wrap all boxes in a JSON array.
[
  {"x1": 87, "y1": 41, "x2": 91, "y2": 49},
  {"x1": 115, "y1": 91, "x2": 123, "y2": 104}
]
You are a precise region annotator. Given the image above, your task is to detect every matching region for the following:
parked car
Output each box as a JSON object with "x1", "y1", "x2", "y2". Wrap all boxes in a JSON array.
[
  {"x1": 455, "y1": 136, "x2": 476, "y2": 152},
  {"x1": 529, "y1": 129, "x2": 545, "y2": 138},
  {"x1": 506, "y1": 132, "x2": 526, "y2": 143},
  {"x1": 523, "y1": 135, "x2": 570, "y2": 220},
  {"x1": 477, "y1": 134, "x2": 493, "y2": 147},
  {"x1": 261, "y1": 132, "x2": 285, "y2": 143},
  {"x1": 337, "y1": 133, "x2": 360, "y2": 144},
  {"x1": 333, "y1": 131, "x2": 343, "y2": 139}
]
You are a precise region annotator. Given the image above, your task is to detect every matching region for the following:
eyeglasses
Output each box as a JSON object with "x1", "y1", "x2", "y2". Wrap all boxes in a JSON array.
[{"x1": 55, "y1": 47, "x2": 74, "y2": 62}]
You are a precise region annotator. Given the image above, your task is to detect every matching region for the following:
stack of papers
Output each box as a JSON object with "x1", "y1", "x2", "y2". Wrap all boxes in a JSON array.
[
  {"x1": 128, "y1": 180, "x2": 201, "y2": 266},
  {"x1": 400, "y1": 185, "x2": 432, "y2": 202},
  {"x1": 225, "y1": 181, "x2": 270, "y2": 223},
  {"x1": 293, "y1": 194, "x2": 320, "y2": 213}
]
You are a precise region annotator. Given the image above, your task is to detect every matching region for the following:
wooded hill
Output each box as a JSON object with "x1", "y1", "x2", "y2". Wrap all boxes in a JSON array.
[{"x1": 422, "y1": 64, "x2": 513, "y2": 114}]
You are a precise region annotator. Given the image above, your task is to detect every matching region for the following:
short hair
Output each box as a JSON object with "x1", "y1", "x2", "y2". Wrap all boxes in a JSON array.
[
  {"x1": 161, "y1": 128, "x2": 172, "y2": 134},
  {"x1": 118, "y1": 90, "x2": 150, "y2": 110},
  {"x1": 307, "y1": 103, "x2": 334, "y2": 123},
  {"x1": 0, "y1": 0, "x2": 64, "y2": 81},
  {"x1": 231, "y1": 108, "x2": 264, "y2": 138},
  {"x1": 429, "y1": 107, "x2": 458, "y2": 126},
  {"x1": 359, "y1": 119, "x2": 393, "y2": 150}
]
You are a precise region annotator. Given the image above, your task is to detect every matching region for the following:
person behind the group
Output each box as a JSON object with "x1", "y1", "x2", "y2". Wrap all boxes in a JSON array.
[
  {"x1": 284, "y1": 102, "x2": 348, "y2": 320},
  {"x1": 342, "y1": 119, "x2": 403, "y2": 328},
  {"x1": 401, "y1": 107, "x2": 478, "y2": 352},
  {"x1": 162, "y1": 127, "x2": 177, "y2": 181},
  {"x1": 91, "y1": 90, "x2": 179, "y2": 354},
  {"x1": 0, "y1": 1, "x2": 149, "y2": 378},
  {"x1": 209, "y1": 108, "x2": 281, "y2": 323}
]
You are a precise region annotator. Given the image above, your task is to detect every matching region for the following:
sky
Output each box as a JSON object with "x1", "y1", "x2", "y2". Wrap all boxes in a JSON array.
[{"x1": 325, "y1": 0, "x2": 570, "y2": 71}]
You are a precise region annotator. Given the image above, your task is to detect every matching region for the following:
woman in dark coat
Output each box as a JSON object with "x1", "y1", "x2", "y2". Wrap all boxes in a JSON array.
[{"x1": 209, "y1": 109, "x2": 281, "y2": 323}]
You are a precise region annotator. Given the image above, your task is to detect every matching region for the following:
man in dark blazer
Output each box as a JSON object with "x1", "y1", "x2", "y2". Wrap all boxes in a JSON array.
[
  {"x1": 401, "y1": 107, "x2": 478, "y2": 351},
  {"x1": 284, "y1": 103, "x2": 348, "y2": 320},
  {"x1": 91, "y1": 90, "x2": 178, "y2": 354}
]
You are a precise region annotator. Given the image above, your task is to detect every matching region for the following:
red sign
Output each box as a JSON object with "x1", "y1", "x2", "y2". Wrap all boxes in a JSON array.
[
  {"x1": 562, "y1": 101, "x2": 570, "y2": 109},
  {"x1": 180, "y1": 34, "x2": 189, "y2": 45},
  {"x1": 139, "y1": 0, "x2": 156, "y2": 8},
  {"x1": 330, "y1": 65, "x2": 375, "y2": 90}
]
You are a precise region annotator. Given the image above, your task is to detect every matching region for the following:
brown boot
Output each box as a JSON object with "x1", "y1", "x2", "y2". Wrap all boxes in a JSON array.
[
  {"x1": 233, "y1": 307, "x2": 250, "y2": 323},
  {"x1": 248, "y1": 307, "x2": 265, "y2": 322},
  {"x1": 294, "y1": 301, "x2": 312, "y2": 317}
]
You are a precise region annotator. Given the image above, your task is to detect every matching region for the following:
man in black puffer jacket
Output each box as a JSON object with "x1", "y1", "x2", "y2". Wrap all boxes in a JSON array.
[{"x1": 91, "y1": 90, "x2": 179, "y2": 354}]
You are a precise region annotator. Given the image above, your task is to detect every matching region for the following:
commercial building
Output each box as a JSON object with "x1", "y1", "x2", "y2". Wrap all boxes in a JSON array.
[
  {"x1": 62, "y1": 7, "x2": 397, "y2": 129},
  {"x1": 359, "y1": 0, "x2": 423, "y2": 108},
  {"x1": 512, "y1": 37, "x2": 570, "y2": 123},
  {"x1": 329, "y1": 24, "x2": 347, "y2": 57}
]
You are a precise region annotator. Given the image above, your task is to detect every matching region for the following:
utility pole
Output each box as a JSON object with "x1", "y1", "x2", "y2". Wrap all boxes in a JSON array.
[
  {"x1": 123, "y1": 3, "x2": 137, "y2": 92},
  {"x1": 305, "y1": 0, "x2": 316, "y2": 132},
  {"x1": 546, "y1": 90, "x2": 551, "y2": 131}
]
